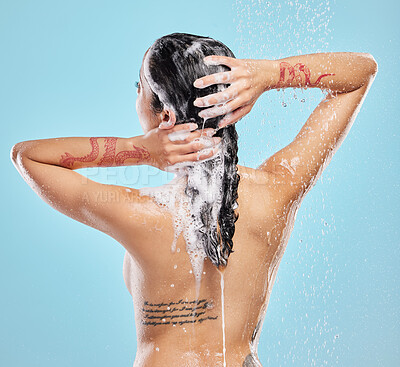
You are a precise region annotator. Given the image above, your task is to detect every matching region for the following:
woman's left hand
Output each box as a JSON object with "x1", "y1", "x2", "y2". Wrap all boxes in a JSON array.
[
  {"x1": 192, "y1": 55, "x2": 276, "y2": 129},
  {"x1": 141, "y1": 122, "x2": 221, "y2": 171}
]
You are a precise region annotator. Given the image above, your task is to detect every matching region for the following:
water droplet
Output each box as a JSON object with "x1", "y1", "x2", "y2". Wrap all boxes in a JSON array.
[
  {"x1": 170, "y1": 284, "x2": 175, "y2": 287},
  {"x1": 282, "y1": 102, "x2": 287, "y2": 107},
  {"x1": 300, "y1": 98, "x2": 306, "y2": 103},
  {"x1": 156, "y1": 347, "x2": 160, "y2": 351},
  {"x1": 174, "y1": 264, "x2": 177, "y2": 269}
]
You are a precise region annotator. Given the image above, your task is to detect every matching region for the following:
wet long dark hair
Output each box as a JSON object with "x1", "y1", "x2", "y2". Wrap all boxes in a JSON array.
[{"x1": 145, "y1": 32, "x2": 240, "y2": 268}]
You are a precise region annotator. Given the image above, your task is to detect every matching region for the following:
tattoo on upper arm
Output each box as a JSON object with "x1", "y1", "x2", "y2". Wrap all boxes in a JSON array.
[
  {"x1": 59, "y1": 137, "x2": 150, "y2": 168},
  {"x1": 142, "y1": 298, "x2": 218, "y2": 327},
  {"x1": 59, "y1": 137, "x2": 99, "y2": 168},
  {"x1": 277, "y1": 61, "x2": 335, "y2": 88},
  {"x1": 98, "y1": 137, "x2": 118, "y2": 166}
]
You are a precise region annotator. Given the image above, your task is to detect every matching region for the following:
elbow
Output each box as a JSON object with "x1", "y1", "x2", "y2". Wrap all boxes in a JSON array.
[
  {"x1": 363, "y1": 53, "x2": 378, "y2": 77},
  {"x1": 10, "y1": 142, "x2": 28, "y2": 166},
  {"x1": 10, "y1": 143, "x2": 22, "y2": 164},
  {"x1": 354, "y1": 53, "x2": 378, "y2": 88}
]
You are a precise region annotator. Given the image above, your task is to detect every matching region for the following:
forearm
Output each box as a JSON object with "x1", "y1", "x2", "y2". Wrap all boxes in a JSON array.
[
  {"x1": 12, "y1": 135, "x2": 150, "y2": 169},
  {"x1": 265, "y1": 52, "x2": 378, "y2": 93}
]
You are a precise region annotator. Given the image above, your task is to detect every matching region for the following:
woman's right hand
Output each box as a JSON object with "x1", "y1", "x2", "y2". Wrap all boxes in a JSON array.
[
  {"x1": 193, "y1": 56, "x2": 277, "y2": 128},
  {"x1": 141, "y1": 122, "x2": 222, "y2": 171}
]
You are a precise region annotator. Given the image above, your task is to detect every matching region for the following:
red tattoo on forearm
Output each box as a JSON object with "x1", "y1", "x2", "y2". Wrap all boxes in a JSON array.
[
  {"x1": 277, "y1": 61, "x2": 335, "y2": 88},
  {"x1": 59, "y1": 137, "x2": 150, "y2": 168},
  {"x1": 115, "y1": 143, "x2": 150, "y2": 165},
  {"x1": 98, "y1": 137, "x2": 118, "y2": 167},
  {"x1": 59, "y1": 137, "x2": 99, "y2": 168}
]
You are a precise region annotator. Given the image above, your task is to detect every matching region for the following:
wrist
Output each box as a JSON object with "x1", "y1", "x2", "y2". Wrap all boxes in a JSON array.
[{"x1": 259, "y1": 59, "x2": 281, "y2": 92}]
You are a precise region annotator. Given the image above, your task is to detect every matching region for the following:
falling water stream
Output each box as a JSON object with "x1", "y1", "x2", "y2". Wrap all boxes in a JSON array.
[
  {"x1": 137, "y1": 1, "x2": 337, "y2": 364},
  {"x1": 219, "y1": 268, "x2": 227, "y2": 367},
  {"x1": 230, "y1": 1, "x2": 337, "y2": 365}
]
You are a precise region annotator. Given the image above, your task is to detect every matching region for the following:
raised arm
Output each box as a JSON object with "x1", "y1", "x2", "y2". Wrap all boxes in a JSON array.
[
  {"x1": 10, "y1": 123, "x2": 220, "y2": 236},
  {"x1": 193, "y1": 52, "x2": 378, "y2": 201}
]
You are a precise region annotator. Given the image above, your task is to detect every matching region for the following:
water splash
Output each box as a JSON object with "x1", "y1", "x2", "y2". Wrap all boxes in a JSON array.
[
  {"x1": 219, "y1": 268, "x2": 227, "y2": 367},
  {"x1": 232, "y1": 0, "x2": 338, "y2": 365}
]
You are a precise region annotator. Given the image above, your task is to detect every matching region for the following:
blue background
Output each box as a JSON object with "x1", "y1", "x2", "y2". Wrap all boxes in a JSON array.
[{"x1": 1, "y1": 0, "x2": 399, "y2": 366}]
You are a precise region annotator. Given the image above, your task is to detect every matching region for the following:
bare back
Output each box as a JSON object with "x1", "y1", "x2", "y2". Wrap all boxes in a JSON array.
[
  {"x1": 120, "y1": 165, "x2": 298, "y2": 367},
  {"x1": 10, "y1": 49, "x2": 377, "y2": 367}
]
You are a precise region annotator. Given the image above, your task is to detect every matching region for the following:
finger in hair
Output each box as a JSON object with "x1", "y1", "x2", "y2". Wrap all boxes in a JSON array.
[
  {"x1": 172, "y1": 122, "x2": 198, "y2": 132},
  {"x1": 198, "y1": 101, "x2": 236, "y2": 119},
  {"x1": 218, "y1": 105, "x2": 251, "y2": 128},
  {"x1": 194, "y1": 89, "x2": 237, "y2": 108},
  {"x1": 172, "y1": 128, "x2": 215, "y2": 145},
  {"x1": 177, "y1": 145, "x2": 220, "y2": 163},
  {"x1": 203, "y1": 55, "x2": 238, "y2": 68},
  {"x1": 193, "y1": 71, "x2": 232, "y2": 90}
]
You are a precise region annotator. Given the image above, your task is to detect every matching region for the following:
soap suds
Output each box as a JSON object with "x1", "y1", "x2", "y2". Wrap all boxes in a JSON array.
[
  {"x1": 183, "y1": 41, "x2": 203, "y2": 57},
  {"x1": 141, "y1": 41, "x2": 230, "y2": 295},
  {"x1": 139, "y1": 135, "x2": 226, "y2": 295},
  {"x1": 168, "y1": 130, "x2": 192, "y2": 142}
]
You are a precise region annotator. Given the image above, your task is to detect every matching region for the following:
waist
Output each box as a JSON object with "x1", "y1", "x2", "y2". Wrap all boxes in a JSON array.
[{"x1": 134, "y1": 342, "x2": 261, "y2": 367}]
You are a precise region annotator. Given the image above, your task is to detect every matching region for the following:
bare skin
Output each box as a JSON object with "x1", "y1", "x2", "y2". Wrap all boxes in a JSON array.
[{"x1": 11, "y1": 51, "x2": 377, "y2": 366}]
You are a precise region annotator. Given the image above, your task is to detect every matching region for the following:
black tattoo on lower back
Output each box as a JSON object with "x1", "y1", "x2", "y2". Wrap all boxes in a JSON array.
[{"x1": 142, "y1": 298, "x2": 217, "y2": 327}]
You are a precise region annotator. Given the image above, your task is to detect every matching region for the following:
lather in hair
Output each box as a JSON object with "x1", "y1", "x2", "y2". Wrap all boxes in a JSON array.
[{"x1": 145, "y1": 32, "x2": 240, "y2": 268}]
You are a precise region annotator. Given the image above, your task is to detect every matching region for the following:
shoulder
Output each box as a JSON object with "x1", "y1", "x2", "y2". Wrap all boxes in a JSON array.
[
  {"x1": 94, "y1": 184, "x2": 175, "y2": 256},
  {"x1": 84, "y1": 183, "x2": 162, "y2": 238},
  {"x1": 236, "y1": 164, "x2": 274, "y2": 212},
  {"x1": 237, "y1": 164, "x2": 283, "y2": 197},
  {"x1": 237, "y1": 164, "x2": 273, "y2": 186},
  {"x1": 236, "y1": 164, "x2": 299, "y2": 212},
  {"x1": 104, "y1": 185, "x2": 166, "y2": 226}
]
